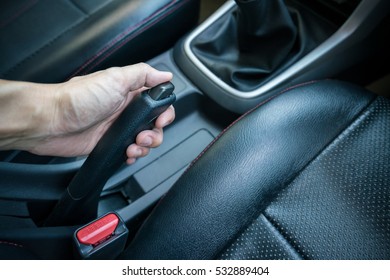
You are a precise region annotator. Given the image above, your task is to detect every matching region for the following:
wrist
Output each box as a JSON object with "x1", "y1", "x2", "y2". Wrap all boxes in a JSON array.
[{"x1": 0, "y1": 80, "x2": 58, "y2": 151}]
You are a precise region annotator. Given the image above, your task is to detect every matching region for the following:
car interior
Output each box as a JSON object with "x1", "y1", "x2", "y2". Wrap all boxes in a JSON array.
[{"x1": 0, "y1": 0, "x2": 389, "y2": 260}]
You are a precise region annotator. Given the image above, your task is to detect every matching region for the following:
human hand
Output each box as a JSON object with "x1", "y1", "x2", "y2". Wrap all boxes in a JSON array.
[{"x1": 28, "y1": 63, "x2": 175, "y2": 164}]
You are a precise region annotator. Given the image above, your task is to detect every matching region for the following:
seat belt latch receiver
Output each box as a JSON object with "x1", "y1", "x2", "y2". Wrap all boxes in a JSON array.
[{"x1": 73, "y1": 212, "x2": 128, "y2": 259}]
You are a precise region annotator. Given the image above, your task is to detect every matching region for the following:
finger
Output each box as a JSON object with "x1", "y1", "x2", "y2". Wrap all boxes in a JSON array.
[
  {"x1": 136, "y1": 128, "x2": 163, "y2": 148},
  {"x1": 155, "y1": 105, "x2": 175, "y2": 129},
  {"x1": 121, "y1": 63, "x2": 173, "y2": 93},
  {"x1": 126, "y1": 158, "x2": 136, "y2": 165},
  {"x1": 126, "y1": 143, "x2": 150, "y2": 158}
]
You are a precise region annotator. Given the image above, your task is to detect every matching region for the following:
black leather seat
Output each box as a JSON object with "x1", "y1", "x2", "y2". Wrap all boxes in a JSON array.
[
  {"x1": 121, "y1": 80, "x2": 390, "y2": 260},
  {"x1": 0, "y1": 0, "x2": 200, "y2": 83}
]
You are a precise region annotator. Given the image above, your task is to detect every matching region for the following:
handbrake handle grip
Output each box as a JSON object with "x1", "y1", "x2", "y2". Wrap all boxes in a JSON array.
[{"x1": 44, "y1": 82, "x2": 176, "y2": 226}]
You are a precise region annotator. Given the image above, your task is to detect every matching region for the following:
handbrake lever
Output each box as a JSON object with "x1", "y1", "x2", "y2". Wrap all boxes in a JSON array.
[{"x1": 44, "y1": 82, "x2": 176, "y2": 226}]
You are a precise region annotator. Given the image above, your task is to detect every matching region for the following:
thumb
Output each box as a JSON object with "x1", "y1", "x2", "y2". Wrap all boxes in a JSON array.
[{"x1": 121, "y1": 63, "x2": 173, "y2": 93}]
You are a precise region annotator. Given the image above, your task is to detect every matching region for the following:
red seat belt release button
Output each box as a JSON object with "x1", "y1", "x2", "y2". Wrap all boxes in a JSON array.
[
  {"x1": 74, "y1": 212, "x2": 128, "y2": 259},
  {"x1": 77, "y1": 213, "x2": 119, "y2": 246}
]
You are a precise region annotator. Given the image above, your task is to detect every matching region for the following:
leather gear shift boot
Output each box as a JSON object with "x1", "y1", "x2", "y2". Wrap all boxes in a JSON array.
[
  {"x1": 236, "y1": 0, "x2": 297, "y2": 71},
  {"x1": 191, "y1": 0, "x2": 336, "y2": 92}
]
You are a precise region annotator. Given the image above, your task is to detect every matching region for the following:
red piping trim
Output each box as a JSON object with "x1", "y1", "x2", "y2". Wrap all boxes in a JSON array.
[
  {"x1": 186, "y1": 80, "x2": 320, "y2": 171},
  {"x1": 69, "y1": 0, "x2": 189, "y2": 78}
]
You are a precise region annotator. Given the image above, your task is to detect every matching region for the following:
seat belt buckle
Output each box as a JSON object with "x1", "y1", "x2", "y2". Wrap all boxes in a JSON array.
[{"x1": 73, "y1": 212, "x2": 128, "y2": 259}]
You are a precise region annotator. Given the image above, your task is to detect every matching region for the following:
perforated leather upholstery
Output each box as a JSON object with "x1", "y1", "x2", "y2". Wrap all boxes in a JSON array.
[{"x1": 122, "y1": 80, "x2": 390, "y2": 260}]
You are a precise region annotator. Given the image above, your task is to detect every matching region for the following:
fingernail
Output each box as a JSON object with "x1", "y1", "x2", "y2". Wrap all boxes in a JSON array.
[
  {"x1": 162, "y1": 118, "x2": 173, "y2": 127},
  {"x1": 140, "y1": 137, "x2": 152, "y2": 146}
]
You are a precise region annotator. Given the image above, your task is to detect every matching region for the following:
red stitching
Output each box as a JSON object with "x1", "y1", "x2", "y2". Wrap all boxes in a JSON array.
[
  {"x1": 0, "y1": 0, "x2": 39, "y2": 29},
  {"x1": 81, "y1": 4, "x2": 187, "y2": 74},
  {"x1": 186, "y1": 80, "x2": 320, "y2": 170},
  {"x1": 68, "y1": 0, "x2": 190, "y2": 78}
]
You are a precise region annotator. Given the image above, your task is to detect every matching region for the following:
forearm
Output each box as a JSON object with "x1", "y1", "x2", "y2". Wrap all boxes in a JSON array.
[{"x1": 0, "y1": 79, "x2": 56, "y2": 151}]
